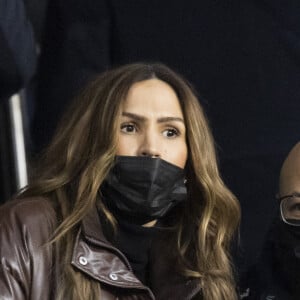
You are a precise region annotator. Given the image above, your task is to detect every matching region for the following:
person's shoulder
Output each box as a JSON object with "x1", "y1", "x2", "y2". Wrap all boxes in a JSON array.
[
  {"x1": 0, "y1": 197, "x2": 58, "y2": 297},
  {"x1": 0, "y1": 196, "x2": 58, "y2": 239},
  {"x1": 0, "y1": 196, "x2": 56, "y2": 218}
]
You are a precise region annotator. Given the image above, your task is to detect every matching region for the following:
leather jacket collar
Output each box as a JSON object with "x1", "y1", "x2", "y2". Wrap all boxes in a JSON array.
[{"x1": 72, "y1": 206, "x2": 202, "y2": 300}]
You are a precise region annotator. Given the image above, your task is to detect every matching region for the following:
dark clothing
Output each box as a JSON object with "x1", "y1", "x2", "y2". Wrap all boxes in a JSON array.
[
  {"x1": 0, "y1": 0, "x2": 37, "y2": 100},
  {"x1": 0, "y1": 197, "x2": 201, "y2": 299},
  {"x1": 242, "y1": 267, "x2": 294, "y2": 300},
  {"x1": 32, "y1": 1, "x2": 300, "y2": 273},
  {"x1": 0, "y1": 0, "x2": 37, "y2": 204},
  {"x1": 105, "y1": 219, "x2": 160, "y2": 284},
  {"x1": 23, "y1": 0, "x2": 49, "y2": 43},
  {"x1": 241, "y1": 217, "x2": 300, "y2": 300}
]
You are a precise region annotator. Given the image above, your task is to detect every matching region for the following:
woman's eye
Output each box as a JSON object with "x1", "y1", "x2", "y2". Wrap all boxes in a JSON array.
[
  {"x1": 162, "y1": 128, "x2": 179, "y2": 138},
  {"x1": 120, "y1": 124, "x2": 137, "y2": 133}
]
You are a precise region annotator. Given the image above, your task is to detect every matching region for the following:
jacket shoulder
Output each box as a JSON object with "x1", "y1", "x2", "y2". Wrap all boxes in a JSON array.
[
  {"x1": 0, "y1": 197, "x2": 58, "y2": 299},
  {"x1": 0, "y1": 197, "x2": 57, "y2": 235}
]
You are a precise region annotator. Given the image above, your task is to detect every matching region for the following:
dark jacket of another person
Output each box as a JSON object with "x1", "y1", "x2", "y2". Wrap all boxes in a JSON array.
[
  {"x1": 0, "y1": 197, "x2": 202, "y2": 299},
  {"x1": 240, "y1": 217, "x2": 299, "y2": 300},
  {"x1": 0, "y1": 0, "x2": 37, "y2": 100}
]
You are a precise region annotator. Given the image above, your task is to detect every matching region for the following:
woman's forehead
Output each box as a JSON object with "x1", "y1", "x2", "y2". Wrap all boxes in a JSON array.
[{"x1": 121, "y1": 79, "x2": 184, "y2": 117}]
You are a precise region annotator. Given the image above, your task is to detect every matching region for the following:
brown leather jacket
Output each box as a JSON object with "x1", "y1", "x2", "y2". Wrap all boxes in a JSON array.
[{"x1": 0, "y1": 197, "x2": 202, "y2": 299}]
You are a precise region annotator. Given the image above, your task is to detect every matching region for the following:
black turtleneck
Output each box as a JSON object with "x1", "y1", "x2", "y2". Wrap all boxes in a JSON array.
[
  {"x1": 102, "y1": 217, "x2": 160, "y2": 284},
  {"x1": 115, "y1": 220, "x2": 160, "y2": 283}
]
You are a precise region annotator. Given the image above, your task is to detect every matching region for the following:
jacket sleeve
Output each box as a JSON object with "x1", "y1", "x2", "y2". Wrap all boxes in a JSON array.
[
  {"x1": 0, "y1": 0, "x2": 37, "y2": 100},
  {"x1": 0, "y1": 198, "x2": 56, "y2": 300}
]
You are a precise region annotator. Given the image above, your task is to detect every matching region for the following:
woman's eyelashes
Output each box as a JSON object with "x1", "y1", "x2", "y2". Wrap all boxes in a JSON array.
[
  {"x1": 121, "y1": 122, "x2": 181, "y2": 139},
  {"x1": 120, "y1": 123, "x2": 138, "y2": 134},
  {"x1": 162, "y1": 127, "x2": 180, "y2": 138}
]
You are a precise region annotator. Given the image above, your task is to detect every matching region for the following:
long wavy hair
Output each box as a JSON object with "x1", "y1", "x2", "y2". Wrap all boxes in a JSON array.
[{"x1": 21, "y1": 63, "x2": 240, "y2": 299}]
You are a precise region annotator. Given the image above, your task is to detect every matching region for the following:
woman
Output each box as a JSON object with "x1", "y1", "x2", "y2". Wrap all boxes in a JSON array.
[{"x1": 0, "y1": 63, "x2": 240, "y2": 299}]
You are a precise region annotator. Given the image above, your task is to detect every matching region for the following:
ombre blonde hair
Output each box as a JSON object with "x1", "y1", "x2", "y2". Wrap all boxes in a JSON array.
[{"x1": 21, "y1": 63, "x2": 240, "y2": 300}]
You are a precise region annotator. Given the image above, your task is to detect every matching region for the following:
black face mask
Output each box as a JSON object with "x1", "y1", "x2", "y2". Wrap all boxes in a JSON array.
[
  {"x1": 269, "y1": 218, "x2": 300, "y2": 297},
  {"x1": 100, "y1": 156, "x2": 187, "y2": 225}
]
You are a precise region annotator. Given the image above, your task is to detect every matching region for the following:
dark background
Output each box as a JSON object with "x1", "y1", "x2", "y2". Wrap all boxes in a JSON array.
[{"x1": 1, "y1": 0, "x2": 299, "y2": 276}]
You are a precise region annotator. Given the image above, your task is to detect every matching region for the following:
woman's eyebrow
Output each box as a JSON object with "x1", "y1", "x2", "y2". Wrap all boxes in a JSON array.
[
  {"x1": 157, "y1": 116, "x2": 185, "y2": 124},
  {"x1": 122, "y1": 112, "x2": 146, "y2": 122},
  {"x1": 122, "y1": 112, "x2": 184, "y2": 124}
]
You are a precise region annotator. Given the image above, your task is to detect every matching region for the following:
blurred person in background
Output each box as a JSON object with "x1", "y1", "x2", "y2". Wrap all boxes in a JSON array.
[{"x1": 243, "y1": 142, "x2": 300, "y2": 300}]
